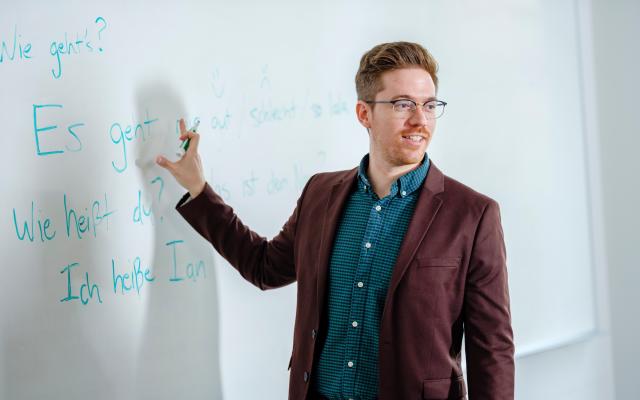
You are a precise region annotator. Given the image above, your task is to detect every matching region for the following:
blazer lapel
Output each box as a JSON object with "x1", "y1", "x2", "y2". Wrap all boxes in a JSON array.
[
  {"x1": 315, "y1": 168, "x2": 358, "y2": 322},
  {"x1": 383, "y1": 162, "x2": 445, "y2": 319}
]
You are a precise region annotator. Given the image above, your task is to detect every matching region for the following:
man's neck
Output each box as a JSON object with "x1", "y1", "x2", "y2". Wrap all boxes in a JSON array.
[{"x1": 367, "y1": 155, "x2": 421, "y2": 199}]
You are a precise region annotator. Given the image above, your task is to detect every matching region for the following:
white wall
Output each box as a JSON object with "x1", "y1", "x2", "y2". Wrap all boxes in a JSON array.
[
  {"x1": 516, "y1": 1, "x2": 640, "y2": 398},
  {"x1": 514, "y1": 1, "x2": 617, "y2": 398},
  {"x1": 591, "y1": 0, "x2": 640, "y2": 398}
]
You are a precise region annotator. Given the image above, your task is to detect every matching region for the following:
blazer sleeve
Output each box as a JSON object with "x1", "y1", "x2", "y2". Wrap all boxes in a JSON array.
[
  {"x1": 464, "y1": 200, "x2": 515, "y2": 399},
  {"x1": 175, "y1": 176, "x2": 315, "y2": 290}
]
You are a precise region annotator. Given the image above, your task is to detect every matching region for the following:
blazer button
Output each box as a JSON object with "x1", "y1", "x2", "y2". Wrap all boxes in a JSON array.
[
  {"x1": 311, "y1": 329, "x2": 317, "y2": 339},
  {"x1": 303, "y1": 371, "x2": 309, "y2": 382}
]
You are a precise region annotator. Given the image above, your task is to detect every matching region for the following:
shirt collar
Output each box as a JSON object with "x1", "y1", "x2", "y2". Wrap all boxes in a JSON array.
[{"x1": 357, "y1": 153, "x2": 430, "y2": 198}]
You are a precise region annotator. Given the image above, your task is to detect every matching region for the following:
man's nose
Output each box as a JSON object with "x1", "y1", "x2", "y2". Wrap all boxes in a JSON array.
[{"x1": 408, "y1": 105, "x2": 429, "y2": 126}]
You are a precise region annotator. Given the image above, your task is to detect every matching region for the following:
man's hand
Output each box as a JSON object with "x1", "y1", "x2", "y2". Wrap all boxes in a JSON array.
[{"x1": 156, "y1": 118, "x2": 206, "y2": 198}]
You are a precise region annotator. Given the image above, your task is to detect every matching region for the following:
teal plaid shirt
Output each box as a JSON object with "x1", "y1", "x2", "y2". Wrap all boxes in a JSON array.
[{"x1": 313, "y1": 153, "x2": 430, "y2": 400}]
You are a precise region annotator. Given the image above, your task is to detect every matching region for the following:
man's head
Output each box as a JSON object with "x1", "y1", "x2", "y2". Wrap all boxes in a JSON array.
[
  {"x1": 355, "y1": 42, "x2": 442, "y2": 169},
  {"x1": 356, "y1": 42, "x2": 439, "y2": 101}
]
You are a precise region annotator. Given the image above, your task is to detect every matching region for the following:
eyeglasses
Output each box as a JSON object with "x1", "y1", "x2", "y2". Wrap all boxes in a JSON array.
[{"x1": 365, "y1": 98, "x2": 447, "y2": 119}]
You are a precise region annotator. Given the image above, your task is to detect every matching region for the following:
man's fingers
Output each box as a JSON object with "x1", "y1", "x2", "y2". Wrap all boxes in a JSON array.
[
  {"x1": 186, "y1": 132, "x2": 200, "y2": 156},
  {"x1": 179, "y1": 118, "x2": 188, "y2": 136},
  {"x1": 156, "y1": 155, "x2": 176, "y2": 172},
  {"x1": 179, "y1": 129, "x2": 198, "y2": 141},
  {"x1": 177, "y1": 117, "x2": 200, "y2": 157}
]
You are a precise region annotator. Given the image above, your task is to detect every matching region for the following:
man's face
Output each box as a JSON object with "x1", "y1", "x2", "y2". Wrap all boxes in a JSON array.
[{"x1": 357, "y1": 67, "x2": 437, "y2": 168}]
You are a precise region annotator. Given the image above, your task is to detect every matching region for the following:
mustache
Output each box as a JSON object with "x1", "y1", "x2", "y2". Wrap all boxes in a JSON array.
[{"x1": 400, "y1": 128, "x2": 431, "y2": 136}]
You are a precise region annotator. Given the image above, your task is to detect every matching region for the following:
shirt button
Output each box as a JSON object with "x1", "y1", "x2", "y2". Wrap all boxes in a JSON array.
[
  {"x1": 364, "y1": 242, "x2": 371, "y2": 249},
  {"x1": 401, "y1": 190, "x2": 407, "y2": 197},
  {"x1": 347, "y1": 361, "x2": 354, "y2": 368},
  {"x1": 375, "y1": 205, "x2": 382, "y2": 211},
  {"x1": 357, "y1": 282, "x2": 364, "y2": 288},
  {"x1": 352, "y1": 321, "x2": 358, "y2": 328},
  {"x1": 311, "y1": 329, "x2": 317, "y2": 339},
  {"x1": 303, "y1": 371, "x2": 309, "y2": 382}
]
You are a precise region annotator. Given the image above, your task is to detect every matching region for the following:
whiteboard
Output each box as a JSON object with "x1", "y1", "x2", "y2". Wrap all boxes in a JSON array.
[{"x1": 0, "y1": 1, "x2": 595, "y2": 399}]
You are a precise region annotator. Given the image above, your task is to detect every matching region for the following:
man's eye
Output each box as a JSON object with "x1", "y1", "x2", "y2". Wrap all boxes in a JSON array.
[{"x1": 395, "y1": 101, "x2": 414, "y2": 110}]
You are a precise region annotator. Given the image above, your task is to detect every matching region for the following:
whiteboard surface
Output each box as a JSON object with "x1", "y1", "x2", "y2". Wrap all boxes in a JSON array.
[{"x1": 1, "y1": 1, "x2": 595, "y2": 399}]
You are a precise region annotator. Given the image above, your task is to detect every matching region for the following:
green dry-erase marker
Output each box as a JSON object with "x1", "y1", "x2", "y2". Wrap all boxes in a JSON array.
[{"x1": 176, "y1": 120, "x2": 200, "y2": 157}]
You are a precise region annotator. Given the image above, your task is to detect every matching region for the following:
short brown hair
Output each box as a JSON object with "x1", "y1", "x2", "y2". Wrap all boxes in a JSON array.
[{"x1": 355, "y1": 41, "x2": 439, "y2": 101}]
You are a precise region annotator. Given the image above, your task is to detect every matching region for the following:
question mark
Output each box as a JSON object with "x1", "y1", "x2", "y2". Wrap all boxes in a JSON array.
[
  {"x1": 95, "y1": 17, "x2": 107, "y2": 52},
  {"x1": 151, "y1": 176, "x2": 164, "y2": 222}
]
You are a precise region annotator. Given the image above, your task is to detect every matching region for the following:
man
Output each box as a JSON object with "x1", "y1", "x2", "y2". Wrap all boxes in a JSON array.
[{"x1": 157, "y1": 41, "x2": 514, "y2": 400}]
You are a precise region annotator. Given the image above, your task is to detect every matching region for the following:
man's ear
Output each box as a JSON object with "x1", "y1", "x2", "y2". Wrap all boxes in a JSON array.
[{"x1": 356, "y1": 100, "x2": 372, "y2": 129}]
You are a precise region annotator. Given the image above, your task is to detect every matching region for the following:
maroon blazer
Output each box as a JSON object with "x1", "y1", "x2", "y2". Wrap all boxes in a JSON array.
[{"x1": 177, "y1": 161, "x2": 514, "y2": 400}]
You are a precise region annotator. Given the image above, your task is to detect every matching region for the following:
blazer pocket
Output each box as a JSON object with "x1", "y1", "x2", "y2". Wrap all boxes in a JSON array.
[
  {"x1": 409, "y1": 257, "x2": 461, "y2": 294},
  {"x1": 415, "y1": 257, "x2": 462, "y2": 268},
  {"x1": 423, "y1": 376, "x2": 467, "y2": 399}
]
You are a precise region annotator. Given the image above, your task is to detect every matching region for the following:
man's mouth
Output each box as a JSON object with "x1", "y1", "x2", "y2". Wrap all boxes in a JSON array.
[{"x1": 401, "y1": 135, "x2": 425, "y2": 143}]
